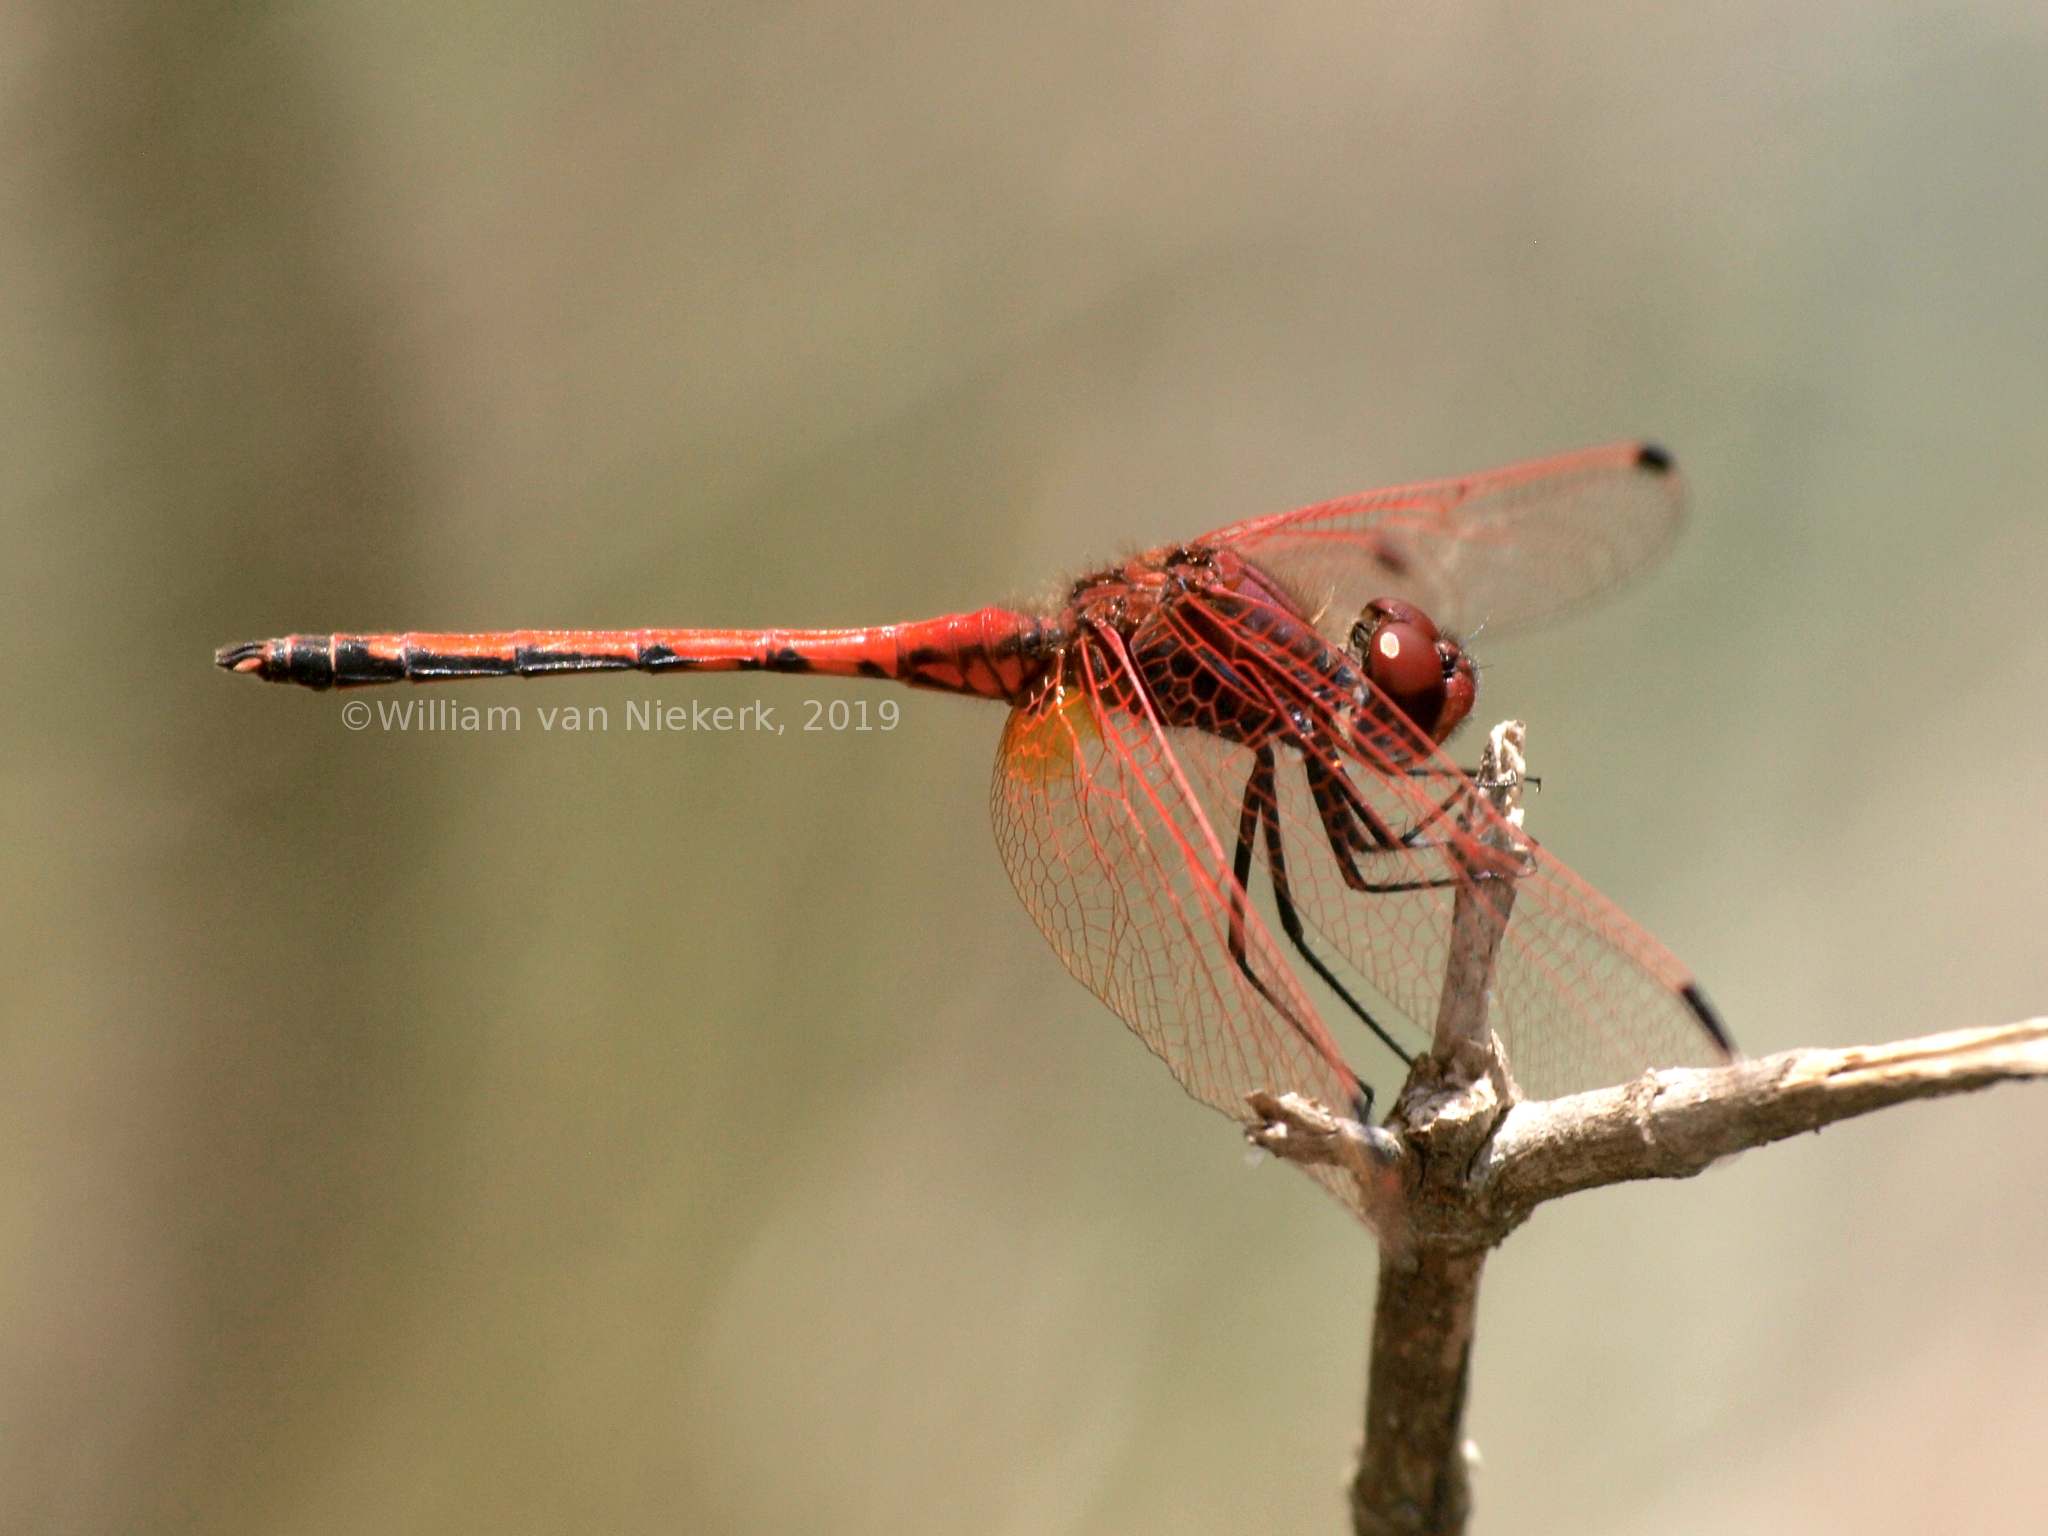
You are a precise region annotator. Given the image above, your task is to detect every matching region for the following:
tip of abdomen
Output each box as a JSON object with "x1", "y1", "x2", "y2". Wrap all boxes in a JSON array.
[
  {"x1": 214, "y1": 637, "x2": 338, "y2": 687},
  {"x1": 216, "y1": 639, "x2": 274, "y2": 677}
]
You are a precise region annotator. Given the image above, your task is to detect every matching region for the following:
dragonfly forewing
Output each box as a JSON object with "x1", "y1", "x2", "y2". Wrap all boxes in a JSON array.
[{"x1": 1202, "y1": 440, "x2": 1685, "y2": 643}]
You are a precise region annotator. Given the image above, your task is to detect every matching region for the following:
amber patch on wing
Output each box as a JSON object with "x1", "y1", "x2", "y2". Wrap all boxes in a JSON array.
[{"x1": 999, "y1": 685, "x2": 1102, "y2": 788}]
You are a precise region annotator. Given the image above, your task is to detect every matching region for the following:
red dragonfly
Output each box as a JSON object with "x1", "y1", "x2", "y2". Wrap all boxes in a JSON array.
[{"x1": 219, "y1": 441, "x2": 1732, "y2": 1221}]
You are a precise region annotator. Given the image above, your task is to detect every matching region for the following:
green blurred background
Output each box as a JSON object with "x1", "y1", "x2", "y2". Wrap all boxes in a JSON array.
[{"x1": 5, "y1": 3, "x2": 2047, "y2": 1532}]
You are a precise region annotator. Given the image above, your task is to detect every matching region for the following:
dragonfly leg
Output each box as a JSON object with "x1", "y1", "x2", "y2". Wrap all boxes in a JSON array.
[
  {"x1": 1406, "y1": 764, "x2": 1542, "y2": 796},
  {"x1": 1228, "y1": 754, "x2": 1265, "y2": 963},
  {"x1": 1305, "y1": 756, "x2": 1465, "y2": 896},
  {"x1": 1395, "y1": 777, "x2": 1472, "y2": 848},
  {"x1": 1370, "y1": 758, "x2": 1542, "y2": 883},
  {"x1": 1309, "y1": 752, "x2": 1402, "y2": 853},
  {"x1": 1254, "y1": 750, "x2": 1414, "y2": 1067},
  {"x1": 1227, "y1": 749, "x2": 1386, "y2": 1099},
  {"x1": 1316, "y1": 750, "x2": 1468, "y2": 854}
]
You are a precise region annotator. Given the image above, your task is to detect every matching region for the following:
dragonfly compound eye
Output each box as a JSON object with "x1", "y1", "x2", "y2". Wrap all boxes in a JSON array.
[
  {"x1": 1366, "y1": 621, "x2": 1438, "y2": 693},
  {"x1": 1435, "y1": 642, "x2": 1477, "y2": 742},
  {"x1": 1364, "y1": 618, "x2": 1449, "y2": 729}
]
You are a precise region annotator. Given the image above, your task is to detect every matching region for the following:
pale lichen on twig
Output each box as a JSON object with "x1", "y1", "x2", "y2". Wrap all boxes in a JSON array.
[{"x1": 1244, "y1": 720, "x2": 2048, "y2": 1536}]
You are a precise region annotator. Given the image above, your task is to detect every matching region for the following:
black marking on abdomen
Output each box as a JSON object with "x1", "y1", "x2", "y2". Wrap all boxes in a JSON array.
[
  {"x1": 515, "y1": 647, "x2": 630, "y2": 675},
  {"x1": 334, "y1": 638, "x2": 406, "y2": 685},
  {"x1": 856, "y1": 659, "x2": 889, "y2": 679},
  {"x1": 1637, "y1": 442, "x2": 1675, "y2": 474},
  {"x1": 284, "y1": 637, "x2": 336, "y2": 690},
  {"x1": 409, "y1": 649, "x2": 516, "y2": 679}
]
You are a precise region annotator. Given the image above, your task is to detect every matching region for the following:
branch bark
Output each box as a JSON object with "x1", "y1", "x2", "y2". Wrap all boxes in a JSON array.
[
  {"x1": 1251, "y1": 1021, "x2": 2048, "y2": 1535},
  {"x1": 1482, "y1": 1020, "x2": 2048, "y2": 1211}
]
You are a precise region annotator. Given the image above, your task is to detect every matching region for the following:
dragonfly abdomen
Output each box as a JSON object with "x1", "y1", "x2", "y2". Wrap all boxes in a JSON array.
[{"x1": 215, "y1": 608, "x2": 1062, "y2": 700}]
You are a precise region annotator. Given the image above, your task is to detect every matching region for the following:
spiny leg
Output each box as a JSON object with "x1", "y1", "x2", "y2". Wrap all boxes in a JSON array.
[
  {"x1": 1309, "y1": 750, "x2": 1401, "y2": 854},
  {"x1": 1228, "y1": 747, "x2": 1378, "y2": 1122},
  {"x1": 1228, "y1": 756, "x2": 1265, "y2": 964},
  {"x1": 1305, "y1": 756, "x2": 1465, "y2": 897},
  {"x1": 1312, "y1": 742, "x2": 1468, "y2": 855},
  {"x1": 1258, "y1": 747, "x2": 1413, "y2": 1069},
  {"x1": 1405, "y1": 763, "x2": 1544, "y2": 800},
  {"x1": 1338, "y1": 752, "x2": 1474, "y2": 851},
  {"x1": 1373, "y1": 754, "x2": 1543, "y2": 881}
]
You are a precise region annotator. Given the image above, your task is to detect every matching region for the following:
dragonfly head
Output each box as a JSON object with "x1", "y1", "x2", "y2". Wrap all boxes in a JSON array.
[{"x1": 1349, "y1": 599, "x2": 1477, "y2": 743}]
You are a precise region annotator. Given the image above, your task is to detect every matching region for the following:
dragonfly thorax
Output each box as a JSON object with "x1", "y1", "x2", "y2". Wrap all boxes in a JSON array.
[{"x1": 1112, "y1": 548, "x2": 1358, "y2": 750}]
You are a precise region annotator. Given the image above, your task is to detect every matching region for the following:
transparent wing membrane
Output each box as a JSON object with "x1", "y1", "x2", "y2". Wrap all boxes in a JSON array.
[{"x1": 1200, "y1": 441, "x2": 1684, "y2": 641}]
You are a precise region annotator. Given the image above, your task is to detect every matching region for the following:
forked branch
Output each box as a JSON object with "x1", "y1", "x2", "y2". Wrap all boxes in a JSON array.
[{"x1": 1251, "y1": 1024, "x2": 2048, "y2": 1536}]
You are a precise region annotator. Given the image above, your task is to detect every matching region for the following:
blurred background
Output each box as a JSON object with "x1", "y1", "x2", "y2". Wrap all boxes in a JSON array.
[{"x1": 4, "y1": 2, "x2": 2047, "y2": 1532}]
